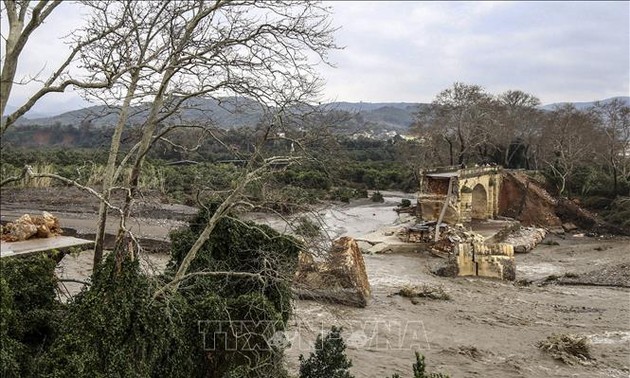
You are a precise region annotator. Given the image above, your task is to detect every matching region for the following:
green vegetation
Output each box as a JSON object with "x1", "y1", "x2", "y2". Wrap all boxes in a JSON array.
[
  {"x1": 0, "y1": 255, "x2": 60, "y2": 377},
  {"x1": 371, "y1": 191, "x2": 385, "y2": 203},
  {"x1": 299, "y1": 326, "x2": 354, "y2": 378},
  {"x1": 399, "y1": 199, "x2": 412, "y2": 208},
  {"x1": 0, "y1": 205, "x2": 301, "y2": 377},
  {"x1": 0, "y1": 134, "x2": 420, "y2": 207},
  {"x1": 294, "y1": 216, "x2": 322, "y2": 238},
  {"x1": 388, "y1": 352, "x2": 450, "y2": 378}
]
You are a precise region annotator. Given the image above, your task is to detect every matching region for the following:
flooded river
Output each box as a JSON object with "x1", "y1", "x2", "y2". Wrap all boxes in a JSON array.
[{"x1": 51, "y1": 190, "x2": 630, "y2": 377}]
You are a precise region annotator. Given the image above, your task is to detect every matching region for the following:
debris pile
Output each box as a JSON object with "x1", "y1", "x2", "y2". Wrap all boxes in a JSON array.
[
  {"x1": 294, "y1": 236, "x2": 372, "y2": 307},
  {"x1": 398, "y1": 221, "x2": 485, "y2": 254},
  {"x1": 537, "y1": 333, "x2": 592, "y2": 365},
  {"x1": 501, "y1": 226, "x2": 547, "y2": 253},
  {"x1": 393, "y1": 283, "x2": 451, "y2": 303},
  {"x1": 1, "y1": 212, "x2": 62, "y2": 242}
]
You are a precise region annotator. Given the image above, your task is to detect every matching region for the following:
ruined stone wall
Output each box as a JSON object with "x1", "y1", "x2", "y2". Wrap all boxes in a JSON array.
[
  {"x1": 455, "y1": 242, "x2": 515, "y2": 280},
  {"x1": 457, "y1": 171, "x2": 501, "y2": 221}
]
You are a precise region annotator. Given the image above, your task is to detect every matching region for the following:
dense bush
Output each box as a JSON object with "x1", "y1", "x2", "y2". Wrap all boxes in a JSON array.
[
  {"x1": 0, "y1": 255, "x2": 61, "y2": 377},
  {"x1": 328, "y1": 187, "x2": 368, "y2": 203},
  {"x1": 1, "y1": 203, "x2": 301, "y2": 378},
  {"x1": 399, "y1": 199, "x2": 412, "y2": 208},
  {"x1": 166, "y1": 204, "x2": 302, "y2": 376},
  {"x1": 40, "y1": 254, "x2": 197, "y2": 378}
]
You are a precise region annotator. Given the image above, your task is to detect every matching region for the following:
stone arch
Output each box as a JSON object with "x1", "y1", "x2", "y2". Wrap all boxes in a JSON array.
[{"x1": 471, "y1": 183, "x2": 488, "y2": 220}]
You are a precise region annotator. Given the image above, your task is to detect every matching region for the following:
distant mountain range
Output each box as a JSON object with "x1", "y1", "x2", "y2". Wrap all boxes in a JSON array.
[
  {"x1": 539, "y1": 96, "x2": 629, "y2": 111},
  {"x1": 8, "y1": 96, "x2": 629, "y2": 133}
]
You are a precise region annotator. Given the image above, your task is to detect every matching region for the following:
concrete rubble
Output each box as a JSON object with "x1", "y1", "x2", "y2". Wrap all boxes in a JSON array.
[
  {"x1": 392, "y1": 220, "x2": 516, "y2": 280},
  {"x1": 293, "y1": 236, "x2": 372, "y2": 307},
  {"x1": 1, "y1": 211, "x2": 62, "y2": 242}
]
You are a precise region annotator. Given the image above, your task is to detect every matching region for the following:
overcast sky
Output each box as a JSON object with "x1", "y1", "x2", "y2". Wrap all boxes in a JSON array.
[{"x1": 2, "y1": 1, "x2": 629, "y2": 116}]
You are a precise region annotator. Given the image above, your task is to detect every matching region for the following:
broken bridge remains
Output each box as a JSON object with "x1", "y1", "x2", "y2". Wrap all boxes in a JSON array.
[
  {"x1": 415, "y1": 166, "x2": 515, "y2": 281},
  {"x1": 418, "y1": 166, "x2": 502, "y2": 224}
]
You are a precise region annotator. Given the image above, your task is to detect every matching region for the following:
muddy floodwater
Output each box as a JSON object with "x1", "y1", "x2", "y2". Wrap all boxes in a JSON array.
[
  {"x1": 251, "y1": 192, "x2": 630, "y2": 377},
  {"x1": 3, "y1": 189, "x2": 629, "y2": 377}
]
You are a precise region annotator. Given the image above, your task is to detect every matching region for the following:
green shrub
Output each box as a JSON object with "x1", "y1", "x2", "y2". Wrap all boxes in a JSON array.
[
  {"x1": 23, "y1": 203, "x2": 302, "y2": 378},
  {"x1": 40, "y1": 255, "x2": 197, "y2": 378},
  {"x1": 411, "y1": 352, "x2": 449, "y2": 378},
  {"x1": 399, "y1": 199, "x2": 412, "y2": 208},
  {"x1": 353, "y1": 188, "x2": 368, "y2": 198},
  {"x1": 371, "y1": 191, "x2": 384, "y2": 203},
  {"x1": 299, "y1": 326, "x2": 353, "y2": 378},
  {"x1": 387, "y1": 352, "x2": 449, "y2": 378},
  {"x1": 0, "y1": 255, "x2": 61, "y2": 377}
]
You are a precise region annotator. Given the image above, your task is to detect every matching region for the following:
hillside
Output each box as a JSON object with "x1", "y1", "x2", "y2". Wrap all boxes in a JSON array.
[{"x1": 6, "y1": 96, "x2": 628, "y2": 138}]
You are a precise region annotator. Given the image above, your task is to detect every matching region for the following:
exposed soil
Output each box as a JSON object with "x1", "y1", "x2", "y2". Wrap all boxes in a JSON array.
[
  {"x1": 499, "y1": 170, "x2": 562, "y2": 227},
  {"x1": 2, "y1": 187, "x2": 629, "y2": 377}
]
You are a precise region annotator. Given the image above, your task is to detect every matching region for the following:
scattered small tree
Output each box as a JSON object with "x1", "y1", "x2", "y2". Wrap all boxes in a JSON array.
[
  {"x1": 387, "y1": 352, "x2": 449, "y2": 378},
  {"x1": 411, "y1": 352, "x2": 449, "y2": 378},
  {"x1": 371, "y1": 191, "x2": 384, "y2": 203},
  {"x1": 299, "y1": 326, "x2": 354, "y2": 378}
]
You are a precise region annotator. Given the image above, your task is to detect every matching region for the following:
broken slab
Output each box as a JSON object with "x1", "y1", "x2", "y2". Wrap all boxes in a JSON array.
[
  {"x1": 502, "y1": 227, "x2": 547, "y2": 253},
  {"x1": 294, "y1": 236, "x2": 371, "y2": 307},
  {"x1": 1, "y1": 236, "x2": 93, "y2": 259}
]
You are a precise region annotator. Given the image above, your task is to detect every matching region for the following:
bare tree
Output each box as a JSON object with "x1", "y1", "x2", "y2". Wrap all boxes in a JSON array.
[
  {"x1": 591, "y1": 98, "x2": 630, "y2": 196},
  {"x1": 541, "y1": 104, "x2": 600, "y2": 195},
  {"x1": 414, "y1": 82, "x2": 495, "y2": 166},
  {"x1": 492, "y1": 90, "x2": 542, "y2": 168},
  {"x1": 0, "y1": 0, "x2": 125, "y2": 134},
  {"x1": 80, "y1": 0, "x2": 176, "y2": 265},
  {"x1": 1, "y1": 0, "x2": 60, "y2": 122},
  {"x1": 68, "y1": 1, "x2": 338, "y2": 281}
]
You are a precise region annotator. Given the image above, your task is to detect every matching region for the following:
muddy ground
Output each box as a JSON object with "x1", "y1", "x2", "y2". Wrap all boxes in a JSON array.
[{"x1": 1, "y1": 188, "x2": 629, "y2": 377}]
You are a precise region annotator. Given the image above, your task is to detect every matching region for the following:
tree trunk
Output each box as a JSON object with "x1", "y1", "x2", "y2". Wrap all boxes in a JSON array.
[{"x1": 93, "y1": 71, "x2": 140, "y2": 266}]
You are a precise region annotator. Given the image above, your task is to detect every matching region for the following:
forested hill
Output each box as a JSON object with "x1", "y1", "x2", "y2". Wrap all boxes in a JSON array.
[
  {"x1": 9, "y1": 98, "x2": 428, "y2": 132},
  {"x1": 5, "y1": 96, "x2": 628, "y2": 146}
]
